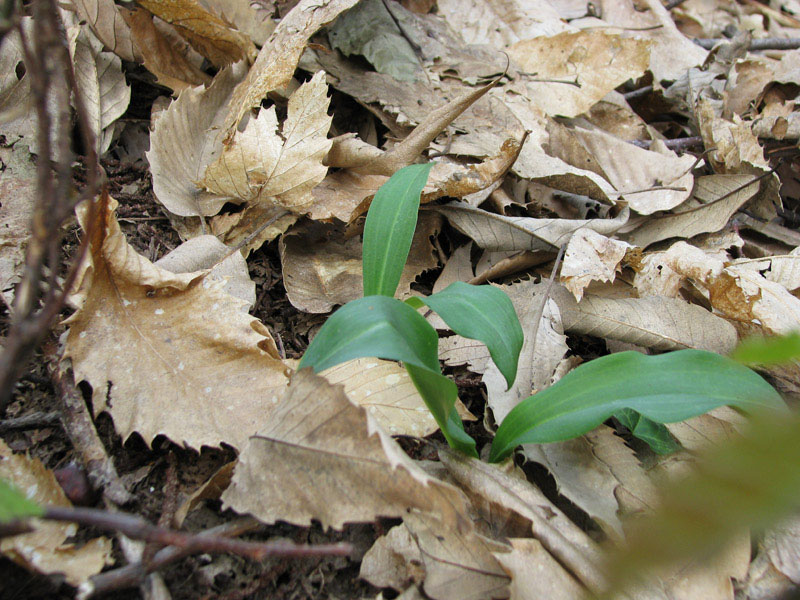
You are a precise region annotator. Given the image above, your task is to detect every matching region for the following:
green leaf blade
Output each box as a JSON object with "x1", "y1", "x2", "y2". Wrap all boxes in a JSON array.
[
  {"x1": 0, "y1": 478, "x2": 43, "y2": 523},
  {"x1": 614, "y1": 409, "x2": 680, "y2": 455},
  {"x1": 414, "y1": 282, "x2": 523, "y2": 389},
  {"x1": 731, "y1": 332, "x2": 800, "y2": 366},
  {"x1": 362, "y1": 163, "x2": 433, "y2": 297},
  {"x1": 489, "y1": 350, "x2": 787, "y2": 463}
]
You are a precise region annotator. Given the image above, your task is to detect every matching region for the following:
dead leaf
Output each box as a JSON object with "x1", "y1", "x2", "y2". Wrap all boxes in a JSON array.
[
  {"x1": 0, "y1": 439, "x2": 112, "y2": 586},
  {"x1": 0, "y1": 144, "x2": 35, "y2": 300},
  {"x1": 63, "y1": 194, "x2": 290, "y2": 450},
  {"x1": 202, "y1": 0, "x2": 276, "y2": 46},
  {"x1": 494, "y1": 538, "x2": 588, "y2": 600},
  {"x1": 221, "y1": 369, "x2": 470, "y2": 529},
  {"x1": 71, "y1": 0, "x2": 140, "y2": 62},
  {"x1": 560, "y1": 229, "x2": 629, "y2": 301}
]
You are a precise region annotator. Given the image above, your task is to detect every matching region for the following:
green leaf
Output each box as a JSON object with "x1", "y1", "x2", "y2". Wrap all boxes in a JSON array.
[
  {"x1": 0, "y1": 478, "x2": 42, "y2": 523},
  {"x1": 614, "y1": 409, "x2": 680, "y2": 455},
  {"x1": 731, "y1": 332, "x2": 800, "y2": 366},
  {"x1": 409, "y1": 282, "x2": 523, "y2": 389},
  {"x1": 299, "y1": 295, "x2": 477, "y2": 457},
  {"x1": 489, "y1": 350, "x2": 787, "y2": 463},
  {"x1": 362, "y1": 164, "x2": 432, "y2": 297}
]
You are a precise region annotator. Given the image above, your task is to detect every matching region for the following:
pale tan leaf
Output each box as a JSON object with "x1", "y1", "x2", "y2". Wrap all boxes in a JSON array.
[
  {"x1": 0, "y1": 440, "x2": 112, "y2": 586},
  {"x1": 433, "y1": 244, "x2": 473, "y2": 293},
  {"x1": 439, "y1": 335, "x2": 491, "y2": 373},
  {"x1": 0, "y1": 144, "x2": 35, "y2": 300},
  {"x1": 633, "y1": 251, "x2": 684, "y2": 298},
  {"x1": 137, "y1": 0, "x2": 256, "y2": 67},
  {"x1": 548, "y1": 283, "x2": 739, "y2": 353},
  {"x1": 494, "y1": 538, "x2": 588, "y2": 600},
  {"x1": 147, "y1": 64, "x2": 247, "y2": 217},
  {"x1": 63, "y1": 195, "x2": 290, "y2": 450},
  {"x1": 547, "y1": 124, "x2": 696, "y2": 215},
  {"x1": 508, "y1": 32, "x2": 650, "y2": 118},
  {"x1": 321, "y1": 358, "x2": 475, "y2": 438},
  {"x1": 71, "y1": 0, "x2": 140, "y2": 62},
  {"x1": 222, "y1": 0, "x2": 359, "y2": 139},
  {"x1": 697, "y1": 99, "x2": 770, "y2": 173},
  {"x1": 665, "y1": 407, "x2": 746, "y2": 452},
  {"x1": 434, "y1": 201, "x2": 630, "y2": 252},
  {"x1": 0, "y1": 19, "x2": 38, "y2": 149},
  {"x1": 560, "y1": 229, "x2": 629, "y2": 301},
  {"x1": 126, "y1": 7, "x2": 212, "y2": 92},
  {"x1": 307, "y1": 170, "x2": 388, "y2": 222},
  {"x1": 201, "y1": 71, "x2": 332, "y2": 212},
  {"x1": 360, "y1": 524, "x2": 424, "y2": 590},
  {"x1": 201, "y1": 0, "x2": 276, "y2": 45},
  {"x1": 435, "y1": 0, "x2": 572, "y2": 47},
  {"x1": 732, "y1": 247, "x2": 800, "y2": 292},
  {"x1": 209, "y1": 203, "x2": 298, "y2": 253},
  {"x1": 69, "y1": 25, "x2": 131, "y2": 155},
  {"x1": 740, "y1": 516, "x2": 800, "y2": 600},
  {"x1": 221, "y1": 369, "x2": 470, "y2": 529},
  {"x1": 154, "y1": 235, "x2": 255, "y2": 309},
  {"x1": 173, "y1": 461, "x2": 235, "y2": 527},
  {"x1": 626, "y1": 175, "x2": 760, "y2": 248}
]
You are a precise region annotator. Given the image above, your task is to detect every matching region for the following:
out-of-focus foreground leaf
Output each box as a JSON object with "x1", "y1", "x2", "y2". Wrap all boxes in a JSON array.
[
  {"x1": 0, "y1": 478, "x2": 42, "y2": 523},
  {"x1": 731, "y1": 332, "x2": 800, "y2": 366},
  {"x1": 607, "y1": 413, "x2": 800, "y2": 591},
  {"x1": 490, "y1": 350, "x2": 787, "y2": 462}
]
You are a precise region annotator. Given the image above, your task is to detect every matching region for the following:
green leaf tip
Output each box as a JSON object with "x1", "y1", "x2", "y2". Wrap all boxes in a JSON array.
[{"x1": 0, "y1": 478, "x2": 43, "y2": 523}]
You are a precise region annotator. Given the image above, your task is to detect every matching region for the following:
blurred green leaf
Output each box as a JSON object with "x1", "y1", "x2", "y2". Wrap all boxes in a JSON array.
[
  {"x1": 362, "y1": 163, "x2": 432, "y2": 297},
  {"x1": 408, "y1": 282, "x2": 523, "y2": 389},
  {"x1": 489, "y1": 350, "x2": 787, "y2": 462},
  {"x1": 0, "y1": 478, "x2": 42, "y2": 523},
  {"x1": 731, "y1": 331, "x2": 800, "y2": 366}
]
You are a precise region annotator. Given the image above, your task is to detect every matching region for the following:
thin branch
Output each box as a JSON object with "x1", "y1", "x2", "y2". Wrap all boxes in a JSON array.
[
  {"x1": 694, "y1": 37, "x2": 800, "y2": 50},
  {"x1": 0, "y1": 411, "x2": 61, "y2": 433}
]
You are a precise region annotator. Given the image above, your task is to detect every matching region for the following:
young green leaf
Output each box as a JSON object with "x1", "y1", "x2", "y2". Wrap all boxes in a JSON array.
[
  {"x1": 407, "y1": 282, "x2": 523, "y2": 389},
  {"x1": 489, "y1": 350, "x2": 787, "y2": 463},
  {"x1": 298, "y1": 295, "x2": 477, "y2": 456},
  {"x1": 362, "y1": 163, "x2": 433, "y2": 297},
  {"x1": 614, "y1": 409, "x2": 680, "y2": 455},
  {"x1": 730, "y1": 332, "x2": 800, "y2": 366},
  {"x1": 0, "y1": 478, "x2": 43, "y2": 523}
]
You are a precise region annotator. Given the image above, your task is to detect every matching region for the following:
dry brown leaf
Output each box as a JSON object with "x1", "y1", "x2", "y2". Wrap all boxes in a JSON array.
[
  {"x1": 221, "y1": 369, "x2": 471, "y2": 529},
  {"x1": 69, "y1": 25, "x2": 131, "y2": 155},
  {"x1": 222, "y1": 0, "x2": 359, "y2": 139},
  {"x1": 434, "y1": 202, "x2": 630, "y2": 252},
  {"x1": 625, "y1": 175, "x2": 760, "y2": 248},
  {"x1": 731, "y1": 247, "x2": 800, "y2": 292},
  {"x1": 740, "y1": 516, "x2": 800, "y2": 600},
  {"x1": 209, "y1": 203, "x2": 298, "y2": 253},
  {"x1": 433, "y1": 244, "x2": 474, "y2": 293},
  {"x1": 71, "y1": 0, "x2": 140, "y2": 62},
  {"x1": 202, "y1": 0, "x2": 276, "y2": 46},
  {"x1": 494, "y1": 538, "x2": 588, "y2": 600},
  {"x1": 665, "y1": 406, "x2": 746, "y2": 452},
  {"x1": 147, "y1": 64, "x2": 247, "y2": 217},
  {"x1": 508, "y1": 31, "x2": 650, "y2": 118},
  {"x1": 280, "y1": 215, "x2": 440, "y2": 312},
  {"x1": 307, "y1": 170, "x2": 388, "y2": 222},
  {"x1": 0, "y1": 18, "x2": 39, "y2": 149},
  {"x1": 63, "y1": 194, "x2": 290, "y2": 450},
  {"x1": 439, "y1": 335, "x2": 491, "y2": 373},
  {"x1": 320, "y1": 357, "x2": 475, "y2": 438},
  {"x1": 0, "y1": 439, "x2": 112, "y2": 586},
  {"x1": 560, "y1": 229, "x2": 629, "y2": 301},
  {"x1": 126, "y1": 7, "x2": 212, "y2": 92},
  {"x1": 201, "y1": 71, "x2": 332, "y2": 213},
  {"x1": 0, "y1": 144, "x2": 35, "y2": 301},
  {"x1": 137, "y1": 0, "x2": 256, "y2": 66},
  {"x1": 360, "y1": 523, "x2": 425, "y2": 590},
  {"x1": 697, "y1": 99, "x2": 770, "y2": 173}
]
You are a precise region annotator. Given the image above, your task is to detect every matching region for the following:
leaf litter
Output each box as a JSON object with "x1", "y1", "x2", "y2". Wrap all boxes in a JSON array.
[{"x1": 2, "y1": 0, "x2": 800, "y2": 597}]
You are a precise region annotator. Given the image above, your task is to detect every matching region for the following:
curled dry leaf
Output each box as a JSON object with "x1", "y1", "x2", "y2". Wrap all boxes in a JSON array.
[
  {"x1": 221, "y1": 369, "x2": 470, "y2": 530},
  {"x1": 560, "y1": 229, "x2": 629, "y2": 301},
  {"x1": 148, "y1": 64, "x2": 247, "y2": 217},
  {"x1": 0, "y1": 439, "x2": 112, "y2": 586},
  {"x1": 200, "y1": 71, "x2": 332, "y2": 214},
  {"x1": 71, "y1": 0, "x2": 140, "y2": 62},
  {"x1": 507, "y1": 31, "x2": 651, "y2": 118},
  {"x1": 321, "y1": 357, "x2": 475, "y2": 438},
  {"x1": 63, "y1": 194, "x2": 290, "y2": 451}
]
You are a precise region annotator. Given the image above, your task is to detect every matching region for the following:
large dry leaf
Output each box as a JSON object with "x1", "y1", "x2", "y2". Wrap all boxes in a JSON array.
[
  {"x1": 202, "y1": 0, "x2": 276, "y2": 46},
  {"x1": 507, "y1": 31, "x2": 650, "y2": 118},
  {"x1": 280, "y1": 214, "x2": 440, "y2": 312},
  {"x1": 69, "y1": 25, "x2": 131, "y2": 155},
  {"x1": 320, "y1": 357, "x2": 475, "y2": 438},
  {"x1": 626, "y1": 175, "x2": 761, "y2": 248},
  {"x1": 560, "y1": 229, "x2": 629, "y2": 301},
  {"x1": 147, "y1": 64, "x2": 247, "y2": 217},
  {"x1": 436, "y1": 0, "x2": 571, "y2": 47},
  {"x1": 494, "y1": 538, "x2": 588, "y2": 600},
  {"x1": 137, "y1": 0, "x2": 256, "y2": 67},
  {"x1": 307, "y1": 170, "x2": 388, "y2": 222},
  {"x1": 221, "y1": 0, "x2": 360, "y2": 138},
  {"x1": 0, "y1": 144, "x2": 35, "y2": 299},
  {"x1": 731, "y1": 247, "x2": 800, "y2": 293},
  {"x1": 201, "y1": 71, "x2": 332, "y2": 213},
  {"x1": 71, "y1": 0, "x2": 140, "y2": 62},
  {"x1": 433, "y1": 201, "x2": 630, "y2": 252},
  {"x1": 0, "y1": 439, "x2": 112, "y2": 586},
  {"x1": 221, "y1": 369, "x2": 470, "y2": 529},
  {"x1": 63, "y1": 195, "x2": 290, "y2": 450}
]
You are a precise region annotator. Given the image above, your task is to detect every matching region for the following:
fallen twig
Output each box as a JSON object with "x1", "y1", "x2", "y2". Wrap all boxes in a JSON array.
[
  {"x1": 0, "y1": 410, "x2": 60, "y2": 433},
  {"x1": 694, "y1": 37, "x2": 800, "y2": 50}
]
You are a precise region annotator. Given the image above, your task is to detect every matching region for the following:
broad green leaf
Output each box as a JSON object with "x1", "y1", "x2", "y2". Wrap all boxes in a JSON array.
[
  {"x1": 614, "y1": 409, "x2": 680, "y2": 455},
  {"x1": 407, "y1": 282, "x2": 523, "y2": 389},
  {"x1": 731, "y1": 332, "x2": 800, "y2": 366},
  {"x1": 362, "y1": 164, "x2": 432, "y2": 297},
  {"x1": 489, "y1": 350, "x2": 787, "y2": 463},
  {"x1": 299, "y1": 295, "x2": 477, "y2": 457},
  {"x1": 0, "y1": 478, "x2": 42, "y2": 523},
  {"x1": 608, "y1": 413, "x2": 800, "y2": 589}
]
